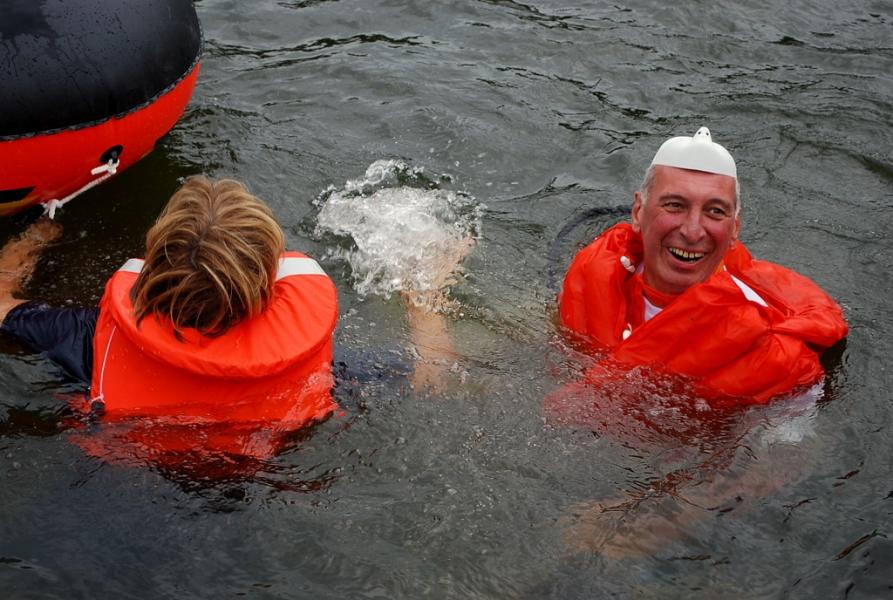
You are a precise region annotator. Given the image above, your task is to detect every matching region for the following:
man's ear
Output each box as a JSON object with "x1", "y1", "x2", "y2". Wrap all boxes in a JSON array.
[
  {"x1": 631, "y1": 192, "x2": 643, "y2": 233},
  {"x1": 731, "y1": 214, "x2": 741, "y2": 246}
]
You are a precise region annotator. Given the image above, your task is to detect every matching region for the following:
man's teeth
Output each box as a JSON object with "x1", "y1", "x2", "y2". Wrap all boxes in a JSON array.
[{"x1": 669, "y1": 247, "x2": 705, "y2": 260}]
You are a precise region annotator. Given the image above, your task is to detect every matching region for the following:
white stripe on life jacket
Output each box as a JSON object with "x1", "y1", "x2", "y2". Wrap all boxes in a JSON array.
[
  {"x1": 117, "y1": 256, "x2": 327, "y2": 280},
  {"x1": 275, "y1": 256, "x2": 326, "y2": 279},
  {"x1": 119, "y1": 258, "x2": 144, "y2": 274},
  {"x1": 729, "y1": 274, "x2": 769, "y2": 307}
]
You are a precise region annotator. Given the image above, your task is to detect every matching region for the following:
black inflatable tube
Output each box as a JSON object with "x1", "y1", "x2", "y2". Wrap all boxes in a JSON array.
[{"x1": 0, "y1": 0, "x2": 202, "y2": 140}]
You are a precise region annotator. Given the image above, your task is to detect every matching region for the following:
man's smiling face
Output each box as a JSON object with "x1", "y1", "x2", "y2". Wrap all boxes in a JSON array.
[{"x1": 631, "y1": 165, "x2": 740, "y2": 296}]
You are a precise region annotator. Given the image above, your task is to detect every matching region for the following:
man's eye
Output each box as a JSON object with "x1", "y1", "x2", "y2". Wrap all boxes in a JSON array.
[{"x1": 708, "y1": 207, "x2": 729, "y2": 218}]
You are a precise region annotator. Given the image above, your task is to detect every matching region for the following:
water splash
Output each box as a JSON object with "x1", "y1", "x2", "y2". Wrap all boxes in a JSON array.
[{"x1": 315, "y1": 160, "x2": 482, "y2": 302}]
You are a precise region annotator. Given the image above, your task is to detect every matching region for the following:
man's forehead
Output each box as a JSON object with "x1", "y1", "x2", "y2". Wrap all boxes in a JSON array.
[{"x1": 652, "y1": 166, "x2": 737, "y2": 200}]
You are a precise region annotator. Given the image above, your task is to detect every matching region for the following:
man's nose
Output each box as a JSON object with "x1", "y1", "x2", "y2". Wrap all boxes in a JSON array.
[{"x1": 679, "y1": 211, "x2": 706, "y2": 242}]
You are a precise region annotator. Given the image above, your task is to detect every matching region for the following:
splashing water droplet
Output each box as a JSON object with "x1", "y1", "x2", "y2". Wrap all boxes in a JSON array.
[{"x1": 316, "y1": 160, "x2": 482, "y2": 301}]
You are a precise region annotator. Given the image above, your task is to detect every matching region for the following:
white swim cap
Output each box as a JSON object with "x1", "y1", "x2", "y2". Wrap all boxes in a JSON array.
[{"x1": 650, "y1": 127, "x2": 736, "y2": 179}]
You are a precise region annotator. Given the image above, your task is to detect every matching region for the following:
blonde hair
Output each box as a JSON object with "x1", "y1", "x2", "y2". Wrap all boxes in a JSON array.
[{"x1": 130, "y1": 176, "x2": 285, "y2": 338}]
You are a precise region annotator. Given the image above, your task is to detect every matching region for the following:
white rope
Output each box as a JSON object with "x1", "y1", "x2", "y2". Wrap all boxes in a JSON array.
[
  {"x1": 88, "y1": 324, "x2": 117, "y2": 412},
  {"x1": 42, "y1": 158, "x2": 119, "y2": 219}
]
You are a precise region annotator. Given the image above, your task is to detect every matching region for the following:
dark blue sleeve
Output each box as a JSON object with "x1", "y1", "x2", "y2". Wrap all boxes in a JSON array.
[{"x1": 0, "y1": 301, "x2": 99, "y2": 385}]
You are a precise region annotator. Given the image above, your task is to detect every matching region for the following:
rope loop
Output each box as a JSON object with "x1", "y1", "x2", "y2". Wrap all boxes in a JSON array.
[{"x1": 42, "y1": 157, "x2": 120, "y2": 219}]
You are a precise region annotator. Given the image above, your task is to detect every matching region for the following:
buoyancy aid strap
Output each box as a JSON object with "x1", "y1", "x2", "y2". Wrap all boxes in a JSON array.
[
  {"x1": 114, "y1": 257, "x2": 326, "y2": 280},
  {"x1": 729, "y1": 274, "x2": 769, "y2": 307}
]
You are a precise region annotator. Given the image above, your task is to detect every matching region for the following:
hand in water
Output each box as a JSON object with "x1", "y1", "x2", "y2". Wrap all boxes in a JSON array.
[
  {"x1": 0, "y1": 219, "x2": 63, "y2": 320},
  {"x1": 560, "y1": 423, "x2": 811, "y2": 559},
  {"x1": 561, "y1": 495, "x2": 696, "y2": 560}
]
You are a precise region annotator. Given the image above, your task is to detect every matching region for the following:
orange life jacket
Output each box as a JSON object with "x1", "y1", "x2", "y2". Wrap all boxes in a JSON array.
[
  {"x1": 558, "y1": 223, "x2": 848, "y2": 407},
  {"x1": 81, "y1": 251, "x2": 338, "y2": 457}
]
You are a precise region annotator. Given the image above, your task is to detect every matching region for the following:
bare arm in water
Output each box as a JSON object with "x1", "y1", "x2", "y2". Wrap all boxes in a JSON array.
[
  {"x1": 402, "y1": 292, "x2": 458, "y2": 393},
  {"x1": 0, "y1": 219, "x2": 63, "y2": 321},
  {"x1": 561, "y1": 417, "x2": 814, "y2": 559},
  {"x1": 401, "y1": 237, "x2": 474, "y2": 393}
]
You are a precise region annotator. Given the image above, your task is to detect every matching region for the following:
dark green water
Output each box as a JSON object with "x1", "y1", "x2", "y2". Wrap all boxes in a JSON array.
[{"x1": 1, "y1": 1, "x2": 891, "y2": 598}]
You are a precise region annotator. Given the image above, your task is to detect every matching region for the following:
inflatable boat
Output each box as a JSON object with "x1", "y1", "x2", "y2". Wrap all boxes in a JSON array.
[{"x1": 0, "y1": 0, "x2": 202, "y2": 216}]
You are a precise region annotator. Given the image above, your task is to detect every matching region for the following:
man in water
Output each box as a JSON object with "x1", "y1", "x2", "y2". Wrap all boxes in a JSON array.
[
  {"x1": 556, "y1": 128, "x2": 849, "y2": 559},
  {"x1": 558, "y1": 127, "x2": 847, "y2": 405}
]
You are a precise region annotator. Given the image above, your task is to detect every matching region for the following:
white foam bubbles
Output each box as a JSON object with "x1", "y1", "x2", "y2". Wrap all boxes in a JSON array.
[{"x1": 316, "y1": 160, "x2": 481, "y2": 301}]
